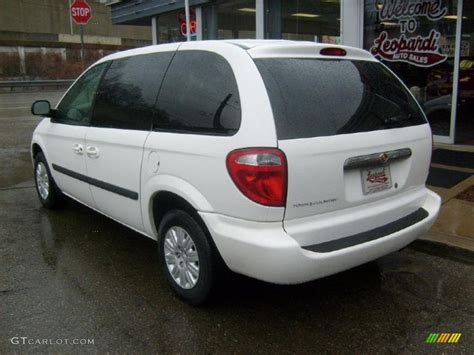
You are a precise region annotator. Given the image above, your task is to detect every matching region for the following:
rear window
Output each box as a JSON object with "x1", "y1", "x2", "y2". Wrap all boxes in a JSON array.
[{"x1": 254, "y1": 58, "x2": 427, "y2": 140}]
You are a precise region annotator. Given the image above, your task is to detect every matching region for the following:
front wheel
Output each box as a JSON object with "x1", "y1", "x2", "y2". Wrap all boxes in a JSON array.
[
  {"x1": 34, "y1": 152, "x2": 63, "y2": 209},
  {"x1": 158, "y1": 210, "x2": 216, "y2": 305}
]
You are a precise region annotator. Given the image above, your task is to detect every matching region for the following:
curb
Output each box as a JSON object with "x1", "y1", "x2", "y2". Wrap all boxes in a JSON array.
[{"x1": 409, "y1": 239, "x2": 474, "y2": 265}]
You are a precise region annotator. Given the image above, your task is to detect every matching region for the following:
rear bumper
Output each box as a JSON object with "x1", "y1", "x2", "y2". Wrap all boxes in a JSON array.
[{"x1": 200, "y1": 189, "x2": 441, "y2": 284}]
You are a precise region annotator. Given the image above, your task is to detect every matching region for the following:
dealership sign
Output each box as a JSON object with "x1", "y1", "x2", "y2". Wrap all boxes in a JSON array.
[
  {"x1": 370, "y1": 0, "x2": 448, "y2": 67},
  {"x1": 178, "y1": 10, "x2": 197, "y2": 37}
]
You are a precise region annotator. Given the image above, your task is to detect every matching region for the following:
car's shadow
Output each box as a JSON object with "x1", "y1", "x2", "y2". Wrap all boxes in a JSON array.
[{"x1": 37, "y1": 196, "x2": 393, "y2": 308}]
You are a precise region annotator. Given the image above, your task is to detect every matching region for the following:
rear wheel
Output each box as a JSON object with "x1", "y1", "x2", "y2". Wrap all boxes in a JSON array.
[
  {"x1": 158, "y1": 210, "x2": 216, "y2": 305},
  {"x1": 34, "y1": 152, "x2": 63, "y2": 209}
]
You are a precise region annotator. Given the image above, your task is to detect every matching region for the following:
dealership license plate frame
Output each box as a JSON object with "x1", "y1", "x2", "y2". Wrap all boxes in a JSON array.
[{"x1": 361, "y1": 165, "x2": 393, "y2": 195}]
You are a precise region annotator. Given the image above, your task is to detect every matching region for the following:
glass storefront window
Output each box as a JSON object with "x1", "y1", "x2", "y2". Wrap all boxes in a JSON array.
[
  {"x1": 457, "y1": 3, "x2": 474, "y2": 144},
  {"x1": 157, "y1": 9, "x2": 197, "y2": 44},
  {"x1": 203, "y1": 0, "x2": 256, "y2": 40},
  {"x1": 265, "y1": 0, "x2": 341, "y2": 43},
  {"x1": 364, "y1": 0, "x2": 458, "y2": 140}
]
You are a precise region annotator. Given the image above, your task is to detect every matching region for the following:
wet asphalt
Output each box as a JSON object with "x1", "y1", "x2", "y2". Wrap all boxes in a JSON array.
[{"x1": 0, "y1": 91, "x2": 473, "y2": 353}]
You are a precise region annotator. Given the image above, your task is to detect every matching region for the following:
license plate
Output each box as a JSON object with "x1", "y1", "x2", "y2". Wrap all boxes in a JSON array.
[{"x1": 361, "y1": 165, "x2": 392, "y2": 195}]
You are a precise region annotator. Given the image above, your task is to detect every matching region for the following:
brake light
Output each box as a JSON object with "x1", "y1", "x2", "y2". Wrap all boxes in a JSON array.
[
  {"x1": 320, "y1": 47, "x2": 347, "y2": 56},
  {"x1": 226, "y1": 148, "x2": 287, "y2": 207}
]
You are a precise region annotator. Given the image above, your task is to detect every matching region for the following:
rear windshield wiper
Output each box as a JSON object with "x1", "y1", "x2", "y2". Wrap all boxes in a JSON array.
[{"x1": 382, "y1": 113, "x2": 413, "y2": 125}]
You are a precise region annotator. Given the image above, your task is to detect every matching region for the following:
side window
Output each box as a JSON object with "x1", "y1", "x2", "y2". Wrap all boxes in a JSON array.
[
  {"x1": 91, "y1": 52, "x2": 174, "y2": 130},
  {"x1": 55, "y1": 63, "x2": 108, "y2": 125},
  {"x1": 154, "y1": 50, "x2": 241, "y2": 135}
]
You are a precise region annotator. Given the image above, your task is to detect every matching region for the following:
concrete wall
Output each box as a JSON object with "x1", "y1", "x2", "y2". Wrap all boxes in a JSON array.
[
  {"x1": 0, "y1": 0, "x2": 153, "y2": 80},
  {"x1": 0, "y1": 46, "x2": 117, "y2": 80},
  {"x1": 0, "y1": 0, "x2": 151, "y2": 43}
]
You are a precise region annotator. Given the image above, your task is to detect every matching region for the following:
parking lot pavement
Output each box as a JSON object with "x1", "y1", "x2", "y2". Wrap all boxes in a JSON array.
[
  {"x1": 1, "y1": 91, "x2": 473, "y2": 353},
  {"x1": 0, "y1": 91, "x2": 64, "y2": 188}
]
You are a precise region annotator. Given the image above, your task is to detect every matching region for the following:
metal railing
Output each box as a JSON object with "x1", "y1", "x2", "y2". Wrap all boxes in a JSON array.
[{"x1": 0, "y1": 80, "x2": 74, "y2": 88}]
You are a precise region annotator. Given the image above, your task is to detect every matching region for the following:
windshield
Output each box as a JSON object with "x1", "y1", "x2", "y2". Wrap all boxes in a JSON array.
[{"x1": 254, "y1": 58, "x2": 427, "y2": 140}]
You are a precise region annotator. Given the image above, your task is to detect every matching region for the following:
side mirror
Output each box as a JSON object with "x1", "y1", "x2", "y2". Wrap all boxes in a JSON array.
[{"x1": 31, "y1": 100, "x2": 51, "y2": 116}]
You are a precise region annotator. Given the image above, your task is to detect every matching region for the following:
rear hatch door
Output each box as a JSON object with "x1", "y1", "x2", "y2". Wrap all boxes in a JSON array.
[{"x1": 254, "y1": 57, "x2": 431, "y2": 222}]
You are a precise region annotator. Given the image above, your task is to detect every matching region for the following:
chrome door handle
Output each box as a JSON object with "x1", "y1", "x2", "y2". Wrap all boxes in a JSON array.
[
  {"x1": 86, "y1": 146, "x2": 99, "y2": 158},
  {"x1": 72, "y1": 143, "x2": 84, "y2": 155}
]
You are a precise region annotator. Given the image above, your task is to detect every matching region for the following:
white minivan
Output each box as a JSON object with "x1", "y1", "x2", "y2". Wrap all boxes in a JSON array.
[{"x1": 31, "y1": 40, "x2": 441, "y2": 304}]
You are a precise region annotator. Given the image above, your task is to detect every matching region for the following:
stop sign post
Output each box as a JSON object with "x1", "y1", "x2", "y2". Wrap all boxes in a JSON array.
[{"x1": 70, "y1": 0, "x2": 92, "y2": 68}]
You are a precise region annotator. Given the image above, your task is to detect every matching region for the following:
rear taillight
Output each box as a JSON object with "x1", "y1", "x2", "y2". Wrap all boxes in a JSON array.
[
  {"x1": 226, "y1": 148, "x2": 287, "y2": 207},
  {"x1": 320, "y1": 47, "x2": 347, "y2": 56}
]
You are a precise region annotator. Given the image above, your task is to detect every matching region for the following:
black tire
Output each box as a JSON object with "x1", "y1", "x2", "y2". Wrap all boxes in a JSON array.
[
  {"x1": 158, "y1": 209, "x2": 216, "y2": 305},
  {"x1": 34, "y1": 152, "x2": 63, "y2": 209}
]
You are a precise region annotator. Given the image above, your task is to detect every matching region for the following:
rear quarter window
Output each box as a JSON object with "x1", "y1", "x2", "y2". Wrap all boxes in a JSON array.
[
  {"x1": 91, "y1": 51, "x2": 174, "y2": 130},
  {"x1": 254, "y1": 58, "x2": 427, "y2": 140},
  {"x1": 153, "y1": 50, "x2": 241, "y2": 136}
]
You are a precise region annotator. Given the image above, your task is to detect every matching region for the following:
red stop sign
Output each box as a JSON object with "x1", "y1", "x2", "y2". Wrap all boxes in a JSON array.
[{"x1": 71, "y1": 0, "x2": 92, "y2": 25}]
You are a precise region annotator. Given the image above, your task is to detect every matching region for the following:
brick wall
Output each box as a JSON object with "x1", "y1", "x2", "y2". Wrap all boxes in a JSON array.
[
  {"x1": 0, "y1": 45, "x2": 119, "y2": 80},
  {"x1": 0, "y1": 0, "x2": 153, "y2": 79}
]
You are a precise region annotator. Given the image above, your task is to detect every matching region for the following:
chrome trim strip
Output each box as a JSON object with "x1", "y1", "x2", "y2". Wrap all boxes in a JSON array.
[{"x1": 344, "y1": 148, "x2": 412, "y2": 170}]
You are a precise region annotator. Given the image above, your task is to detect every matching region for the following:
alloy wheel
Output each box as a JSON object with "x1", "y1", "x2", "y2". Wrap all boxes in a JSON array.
[
  {"x1": 163, "y1": 226, "x2": 200, "y2": 289},
  {"x1": 36, "y1": 162, "x2": 49, "y2": 200}
]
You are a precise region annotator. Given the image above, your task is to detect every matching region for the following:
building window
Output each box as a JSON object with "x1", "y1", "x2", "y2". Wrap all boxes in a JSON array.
[
  {"x1": 265, "y1": 0, "x2": 341, "y2": 43},
  {"x1": 364, "y1": 0, "x2": 458, "y2": 140},
  {"x1": 203, "y1": 0, "x2": 256, "y2": 40},
  {"x1": 157, "y1": 9, "x2": 197, "y2": 43},
  {"x1": 456, "y1": 3, "x2": 474, "y2": 144}
]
